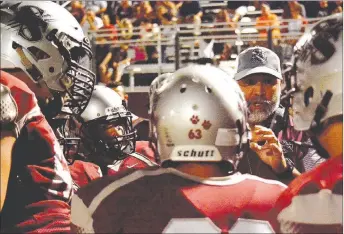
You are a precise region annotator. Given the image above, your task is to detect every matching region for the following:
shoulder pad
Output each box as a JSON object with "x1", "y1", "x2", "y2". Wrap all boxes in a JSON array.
[
  {"x1": 0, "y1": 83, "x2": 18, "y2": 127},
  {"x1": 129, "y1": 152, "x2": 158, "y2": 167}
]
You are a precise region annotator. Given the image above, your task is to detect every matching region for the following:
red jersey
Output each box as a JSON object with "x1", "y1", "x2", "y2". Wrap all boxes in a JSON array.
[
  {"x1": 71, "y1": 168, "x2": 286, "y2": 233},
  {"x1": 107, "y1": 150, "x2": 157, "y2": 176},
  {"x1": 135, "y1": 140, "x2": 155, "y2": 159},
  {"x1": 273, "y1": 156, "x2": 343, "y2": 233},
  {"x1": 69, "y1": 160, "x2": 102, "y2": 191},
  {"x1": 0, "y1": 71, "x2": 73, "y2": 233}
]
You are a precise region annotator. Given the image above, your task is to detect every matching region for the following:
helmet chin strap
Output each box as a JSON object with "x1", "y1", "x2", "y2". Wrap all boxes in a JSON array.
[
  {"x1": 149, "y1": 135, "x2": 160, "y2": 164},
  {"x1": 309, "y1": 136, "x2": 330, "y2": 159},
  {"x1": 13, "y1": 41, "x2": 56, "y2": 104},
  {"x1": 308, "y1": 90, "x2": 333, "y2": 159},
  {"x1": 13, "y1": 41, "x2": 44, "y2": 83}
]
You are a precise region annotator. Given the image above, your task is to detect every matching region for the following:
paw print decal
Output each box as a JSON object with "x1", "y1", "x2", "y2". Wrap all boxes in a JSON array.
[
  {"x1": 202, "y1": 120, "x2": 212, "y2": 130},
  {"x1": 190, "y1": 115, "x2": 200, "y2": 124}
]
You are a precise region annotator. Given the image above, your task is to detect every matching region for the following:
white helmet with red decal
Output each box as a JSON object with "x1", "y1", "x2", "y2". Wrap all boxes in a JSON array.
[{"x1": 150, "y1": 65, "x2": 250, "y2": 169}]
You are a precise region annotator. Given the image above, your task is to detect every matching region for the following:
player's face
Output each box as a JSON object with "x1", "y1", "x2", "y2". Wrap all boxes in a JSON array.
[
  {"x1": 238, "y1": 73, "x2": 281, "y2": 125},
  {"x1": 101, "y1": 124, "x2": 124, "y2": 140}
]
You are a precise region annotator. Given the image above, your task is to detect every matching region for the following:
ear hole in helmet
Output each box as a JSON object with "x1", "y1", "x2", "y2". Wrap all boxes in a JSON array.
[
  {"x1": 304, "y1": 86, "x2": 314, "y2": 107},
  {"x1": 312, "y1": 32, "x2": 335, "y2": 64},
  {"x1": 180, "y1": 84, "x2": 187, "y2": 93},
  {"x1": 27, "y1": 46, "x2": 50, "y2": 61},
  {"x1": 205, "y1": 86, "x2": 212, "y2": 94}
]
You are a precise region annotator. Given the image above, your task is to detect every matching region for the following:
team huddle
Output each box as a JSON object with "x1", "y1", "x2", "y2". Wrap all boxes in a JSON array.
[{"x1": 0, "y1": 1, "x2": 342, "y2": 233}]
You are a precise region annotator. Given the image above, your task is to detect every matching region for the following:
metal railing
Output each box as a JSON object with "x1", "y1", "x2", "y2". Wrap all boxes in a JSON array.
[{"x1": 88, "y1": 17, "x2": 325, "y2": 91}]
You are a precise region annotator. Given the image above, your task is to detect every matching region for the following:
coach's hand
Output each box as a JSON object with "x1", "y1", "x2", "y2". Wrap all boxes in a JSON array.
[{"x1": 249, "y1": 125, "x2": 288, "y2": 173}]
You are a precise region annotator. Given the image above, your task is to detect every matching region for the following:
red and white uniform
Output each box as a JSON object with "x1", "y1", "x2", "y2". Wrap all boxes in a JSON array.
[
  {"x1": 273, "y1": 156, "x2": 343, "y2": 233},
  {"x1": 0, "y1": 71, "x2": 73, "y2": 233},
  {"x1": 71, "y1": 168, "x2": 286, "y2": 233},
  {"x1": 135, "y1": 140, "x2": 155, "y2": 159},
  {"x1": 69, "y1": 160, "x2": 103, "y2": 192},
  {"x1": 107, "y1": 148, "x2": 157, "y2": 176}
]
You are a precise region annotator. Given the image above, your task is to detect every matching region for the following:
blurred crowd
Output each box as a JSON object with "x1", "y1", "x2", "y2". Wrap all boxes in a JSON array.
[
  {"x1": 66, "y1": 0, "x2": 343, "y2": 85},
  {"x1": 1, "y1": 2, "x2": 343, "y2": 232}
]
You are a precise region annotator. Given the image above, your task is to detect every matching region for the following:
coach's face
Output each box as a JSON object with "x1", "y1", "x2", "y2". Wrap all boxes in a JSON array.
[{"x1": 238, "y1": 73, "x2": 281, "y2": 125}]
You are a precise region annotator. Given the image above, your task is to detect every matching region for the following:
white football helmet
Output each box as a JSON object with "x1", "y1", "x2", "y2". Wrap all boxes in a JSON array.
[
  {"x1": 148, "y1": 72, "x2": 173, "y2": 116},
  {"x1": 150, "y1": 65, "x2": 250, "y2": 170},
  {"x1": 148, "y1": 73, "x2": 173, "y2": 145},
  {"x1": 0, "y1": 1, "x2": 95, "y2": 116},
  {"x1": 291, "y1": 14, "x2": 343, "y2": 132},
  {"x1": 79, "y1": 85, "x2": 137, "y2": 164}
]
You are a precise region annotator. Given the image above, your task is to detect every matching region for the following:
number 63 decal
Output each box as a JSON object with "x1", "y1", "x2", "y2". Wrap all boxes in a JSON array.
[{"x1": 188, "y1": 129, "x2": 202, "y2": 139}]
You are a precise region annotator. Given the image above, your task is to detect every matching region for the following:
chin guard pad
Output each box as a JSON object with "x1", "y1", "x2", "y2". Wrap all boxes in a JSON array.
[{"x1": 0, "y1": 83, "x2": 18, "y2": 127}]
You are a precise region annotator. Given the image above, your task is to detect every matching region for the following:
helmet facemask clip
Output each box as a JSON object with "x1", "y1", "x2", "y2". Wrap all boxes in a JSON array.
[{"x1": 46, "y1": 29, "x2": 95, "y2": 116}]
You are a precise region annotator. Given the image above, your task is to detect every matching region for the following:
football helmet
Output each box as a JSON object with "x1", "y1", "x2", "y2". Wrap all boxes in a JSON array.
[
  {"x1": 148, "y1": 73, "x2": 173, "y2": 144},
  {"x1": 150, "y1": 65, "x2": 250, "y2": 170},
  {"x1": 79, "y1": 85, "x2": 137, "y2": 164},
  {"x1": 148, "y1": 72, "x2": 173, "y2": 116},
  {"x1": 291, "y1": 14, "x2": 342, "y2": 133},
  {"x1": 0, "y1": 1, "x2": 95, "y2": 116}
]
